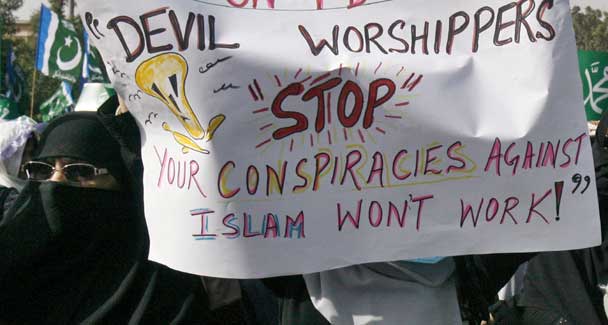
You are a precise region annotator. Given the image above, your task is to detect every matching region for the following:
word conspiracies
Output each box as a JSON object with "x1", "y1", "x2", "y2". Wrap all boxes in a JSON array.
[
  {"x1": 217, "y1": 141, "x2": 475, "y2": 199},
  {"x1": 299, "y1": 0, "x2": 557, "y2": 56}
]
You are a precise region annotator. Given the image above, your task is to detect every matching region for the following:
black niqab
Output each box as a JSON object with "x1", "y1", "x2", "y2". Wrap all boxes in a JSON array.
[
  {"x1": 0, "y1": 111, "x2": 208, "y2": 324},
  {"x1": 518, "y1": 114, "x2": 608, "y2": 325}
]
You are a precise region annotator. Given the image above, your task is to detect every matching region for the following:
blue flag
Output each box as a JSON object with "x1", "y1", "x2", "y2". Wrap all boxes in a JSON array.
[{"x1": 4, "y1": 43, "x2": 25, "y2": 104}]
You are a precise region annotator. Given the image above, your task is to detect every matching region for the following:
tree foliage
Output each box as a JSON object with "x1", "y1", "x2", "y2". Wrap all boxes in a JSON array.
[
  {"x1": 12, "y1": 24, "x2": 61, "y2": 120},
  {"x1": 0, "y1": 0, "x2": 23, "y2": 35},
  {"x1": 1, "y1": 0, "x2": 67, "y2": 119},
  {"x1": 572, "y1": 6, "x2": 608, "y2": 52},
  {"x1": 0, "y1": 0, "x2": 89, "y2": 120},
  {"x1": 49, "y1": 0, "x2": 65, "y2": 17}
]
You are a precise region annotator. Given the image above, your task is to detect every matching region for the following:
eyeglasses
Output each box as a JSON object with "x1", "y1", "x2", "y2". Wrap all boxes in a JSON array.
[{"x1": 23, "y1": 161, "x2": 109, "y2": 183}]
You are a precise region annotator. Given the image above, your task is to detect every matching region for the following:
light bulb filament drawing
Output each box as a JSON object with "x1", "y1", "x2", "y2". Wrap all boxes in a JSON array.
[{"x1": 136, "y1": 52, "x2": 225, "y2": 154}]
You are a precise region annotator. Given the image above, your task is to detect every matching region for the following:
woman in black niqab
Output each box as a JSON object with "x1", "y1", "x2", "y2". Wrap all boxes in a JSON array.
[
  {"x1": 0, "y1": 109, "x2": 208, "y2": 324},
  {"x1": 515, "y1": 111, "x2": 608, "y2": 325}
]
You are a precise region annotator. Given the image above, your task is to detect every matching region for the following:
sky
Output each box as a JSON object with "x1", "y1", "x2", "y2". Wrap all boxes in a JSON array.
[{"x1": 14, "y1": 0, "x2": 608, "y2": 21}]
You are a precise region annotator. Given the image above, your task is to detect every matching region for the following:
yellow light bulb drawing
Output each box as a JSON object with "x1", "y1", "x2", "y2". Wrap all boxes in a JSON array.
[
  {"x1": 135, "y1": 53, "x2": 225, "y2": 154},
  {"x1": 162, "y1": 122, "x2": 209, "y2": 154}
]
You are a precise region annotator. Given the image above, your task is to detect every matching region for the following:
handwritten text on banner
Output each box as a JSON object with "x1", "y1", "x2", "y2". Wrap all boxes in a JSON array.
[{"x1": 79, "y1": 0, "x2": 600, "y2": 278}]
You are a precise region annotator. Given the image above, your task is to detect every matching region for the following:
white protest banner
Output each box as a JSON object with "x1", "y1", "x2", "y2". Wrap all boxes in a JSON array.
[{"x1": 79, "y1": 0, "x2": 600, "y2": 278}]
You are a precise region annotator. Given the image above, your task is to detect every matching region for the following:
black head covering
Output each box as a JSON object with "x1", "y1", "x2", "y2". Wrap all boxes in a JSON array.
[
  {"x1": 34, "y1": 112, "x2": 126, "y2": 187},
  {"x1": 0, "y1": 107, "x2": 210, "y2": 324}
]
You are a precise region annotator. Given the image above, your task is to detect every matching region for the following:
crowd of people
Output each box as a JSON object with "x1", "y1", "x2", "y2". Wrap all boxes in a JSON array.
[{"x1": 0, "y1": 95, "x2": 607, "y2": 325}]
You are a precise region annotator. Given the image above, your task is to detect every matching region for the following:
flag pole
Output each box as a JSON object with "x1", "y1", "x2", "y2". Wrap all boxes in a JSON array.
[
  {"x1": 31, "y1": 3, "x2": 44, "y2": 119},
  {"x1": 29, "y1": 69, "x2": 37, "y2": 118}
]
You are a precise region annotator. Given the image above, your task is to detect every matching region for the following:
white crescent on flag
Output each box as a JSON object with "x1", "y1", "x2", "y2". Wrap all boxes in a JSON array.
[{"x1": 56, "y1": 36, "x2": 82, "y2": 72}]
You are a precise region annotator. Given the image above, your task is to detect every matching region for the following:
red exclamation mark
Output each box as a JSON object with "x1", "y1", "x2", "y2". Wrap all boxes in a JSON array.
[{"x1": 554, "y1": 181, "x2": 564, "y2": 221}]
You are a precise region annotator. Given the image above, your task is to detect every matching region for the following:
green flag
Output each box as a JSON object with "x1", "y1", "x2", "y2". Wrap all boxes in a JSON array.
[
  {"x1": 39, "y1": 81, "x2": 74, "y2": 122},
  {"x1": 83, "y1": 31, "x2": 108, "y2": 83},
  {"x1": 579, "y1": 50, "x2": 608, "y2": 121},
  {"x1": 35, "y1": 5, "x2": 83, "y2": 83},
  {"x1": 87, "y1": 46, "x2": 108, "y2": 82},
  {"x1": 0, "y1": 95, "x2": 19, "y2": 120}
]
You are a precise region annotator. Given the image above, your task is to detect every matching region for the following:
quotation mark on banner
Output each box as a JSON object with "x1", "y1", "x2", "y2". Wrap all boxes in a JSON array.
[
  {"x1": 85, "y1": 12, "x2": 105, "y2": 40},
  {"x1": 571, "y1": 173, "x2": 591, "y2": 195}
]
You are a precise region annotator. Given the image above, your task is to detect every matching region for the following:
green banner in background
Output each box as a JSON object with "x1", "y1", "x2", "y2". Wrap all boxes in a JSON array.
[
  {"x1": 39, "y1": 82, "x2": 73, "y2": 122},
  {"x1": 579, "y1": 50, "x2": 608, "y2": 121}
]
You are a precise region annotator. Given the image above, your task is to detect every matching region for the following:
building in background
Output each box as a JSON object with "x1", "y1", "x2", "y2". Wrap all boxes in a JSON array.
[{"x1": 13, "y1": 20, "x2": 33, "y2": 39}]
